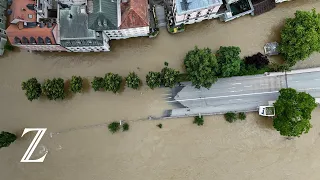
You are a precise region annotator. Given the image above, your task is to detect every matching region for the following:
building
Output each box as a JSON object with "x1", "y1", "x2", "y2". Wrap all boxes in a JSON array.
[
  {"x1": 59, "y1": 5, "x2": 110, "y2": 52},
  {"x1": 171, "y1": 0, "x2": 223, "y2": 26},
  {"x1": 88, "y1": 0, "x2": 150, "y2": 40},
  {"x1": 0, "y1": 0, "x2": 8, "y2": 55},
  {"x1": 6, "y1": 0, "x2": 67, "y2": 51}
]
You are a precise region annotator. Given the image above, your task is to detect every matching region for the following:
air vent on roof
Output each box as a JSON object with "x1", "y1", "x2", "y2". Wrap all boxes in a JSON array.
[
  {"x1": 47, "y1": 23, "x2": 52, "y2": 28},
  {"x1": 7, "y1": 0, "x2": 12, "y2": 5},
  {"x1": 103, "y1": 19, "x2": 107, "y2": 26},
  {"x1": 26, "y1": 4, "x2": 35, "y2": 10},
  {"x1": 69, "y1": 14, "x2": 73, "y2": 19},
  {"x1": 7, "y1": 9, "x2": 12, "y2": 15},
  {"x1": 122, "y1": 0, "x2": 128, "y2": 3}
]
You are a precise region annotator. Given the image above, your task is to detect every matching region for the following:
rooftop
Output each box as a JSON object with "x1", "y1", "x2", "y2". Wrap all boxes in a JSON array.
[
  {"x1": 176, "y1": 0, "x2": 223, "y2": 15},
  {"x1": 8, "y1": 0, "x2": 36, "y2": 23},
  {"x1": 120, "y1": 0, "x2": 149, "y2": 29},
  {"x1": 88, "y1": 0, "x2": 118, "y2": 31},
  {"x1": 60, "y1": 6, "x2": 104, "y2": 47}
]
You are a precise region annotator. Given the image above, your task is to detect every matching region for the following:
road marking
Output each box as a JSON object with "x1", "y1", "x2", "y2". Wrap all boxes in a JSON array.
[
  {"x1": 261, "y1": 84, "x2": 268, "y2": 86},
  {"x1": 244, "y1": 85, "x2": 252, "y2": 88},
  {"x1": 315, "y1": 79, "x2": 320, "y2": 81},
  {"x1": 228, "y1": 87, "x2": 236, "y2": 89},
  {"x1": 167, "y1": 91, "x2": 279, "y2": 102},
  {"x1": 232, "y1": 83, "x2": 242, "y2": 85}
]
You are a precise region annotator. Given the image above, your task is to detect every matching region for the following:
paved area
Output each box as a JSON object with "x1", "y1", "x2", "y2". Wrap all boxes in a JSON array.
[
  {"x1": 166, "y1": 69, "x2": 320, "y2": 117},
  {"x1": 155, "y1": 5, "x2": 166, "y2": 27}
]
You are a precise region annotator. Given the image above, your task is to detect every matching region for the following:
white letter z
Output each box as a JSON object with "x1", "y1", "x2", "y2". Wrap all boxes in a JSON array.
[{"x1": 20, "y1": 128, "x2": 48, "y2": 163}]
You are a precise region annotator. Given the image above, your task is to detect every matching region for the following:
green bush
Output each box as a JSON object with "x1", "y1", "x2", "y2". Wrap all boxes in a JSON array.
[
  {"x1": 193, "y1": 115, "x2": 204, "y2": 126},
  {"x1": 238, "y1": 112, "x2": 246, "y2": 120},
  {"x1": 104, "y1": 73, "x2": 122, "y2": 93},
  {"x1": 4, "y1": 43, "x2": 14, "y2": 51},
  {"x1": 91, "y1": 76, "x2": 104, "y2": 91},
  {"x1": 70, "y1": 76, "x2": 83, "y2": 93},
  {"x1": 21, "y1": 78, "x2": 42, "y2": 101},
  {"x1": 122, "y1": 123, "x2": 129, "y2": 131},
  {"x1": 224, "y1": 112, "x2": 237, "y2": 123},
  {"x1": 157, "y1": 123, "x2": 163, "y2": 128},
  {"x1": 125, "y1": 72, "x2": 141, "y2": 90},
  {"x1": 146, "y1": 71, "x2": 162, "y2": 89},
  {"x1": 108, "y1": 122, "x2": 121, "y2": 133},
  {"x1": 0, "y1": 131, "x2": 17, "y2": 149},
  {"x1": 42, "y1": 78, "x2": 65, "y2": 100}
]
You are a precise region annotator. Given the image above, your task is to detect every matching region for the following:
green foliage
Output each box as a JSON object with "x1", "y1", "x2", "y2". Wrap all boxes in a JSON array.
[
  {"x1": 244, "y1": 52, "x2": 269, "y2": 69},
  {"x1": 42, "y1": 78, "x2": 65, "y2": 100},
  {"x1": 146, "y1": 71, "x2": 162, "y2": 89},
  {"x1": 4, "y1": 43, "x2": 14, "y2": 51},
  {"x1": 125, "y1": 72, "x2": 141, "y2": 90},
  {"x1": 184, "y1": 46, "x2": 219, "y2": 89},
  {"x1": 193, "y1": 115, "x2": 204, "y2": 126},
  {"x1": 21, "y1": 78, "x2": 42, "y2": 101},
  {"x1": 216, "y1": 46, "x2": 242, "y2": 77},
  {"x1": 104, "y1": 73, "x2": 122, "y2": 93},
  {"x1": 238, "y1": 112, "x2": 246, "y2": 120},
  {"x1": 0, "y1": 131, "x2": 17, "y2": 149},
  {"x1": 224, "y1": 112, "x2": 237, "y2": 123},
  {"x1": 157, "y1": 123, "x2": 163, "y2": 128},
  {"x1": 91, "y1": 76, "x2": 104, "y2": 91},
  {"x1": 176, "y1": 73, "x2": 190, "y2": 82},
  {"x1": 108, "y1": 122, "x2": 121, "y2": 133},
  {"x1": 161, "y1": 63, "x2": 180, "y2": 88},
  {"x1": 122, "y1": 123, "x2": 129, "y2": 131},
  {"x1": 70, "y1": 76, "x2": 83, "y2": 93},
  {"x1": 270, "y1": 63, "x2": 291, "y2": 72},
  {"x1": 273, "y1": 88, "x2": 317, "y2": 137},
  {"x1": 279, "y1": 9, "x2": 320, "y2": 66},
  {"x1": 238, "y1": 62, "x2": 270, "y2": 76}
]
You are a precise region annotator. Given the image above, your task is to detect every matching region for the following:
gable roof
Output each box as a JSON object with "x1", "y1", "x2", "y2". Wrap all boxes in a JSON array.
[
  {"x1": 120, "y1": 0, "x2": 149, "y2": 29},
  {"x1": 88, "y1": 0, "x2": 118, "y2": 31}
]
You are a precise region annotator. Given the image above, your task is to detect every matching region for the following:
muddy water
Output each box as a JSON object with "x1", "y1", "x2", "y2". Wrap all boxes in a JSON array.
[{"x1": 1, "y1": 0, "x2": 320, "y2": 180}]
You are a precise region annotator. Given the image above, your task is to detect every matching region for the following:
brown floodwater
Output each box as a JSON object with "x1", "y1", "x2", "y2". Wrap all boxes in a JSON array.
[{"x1": 1, "y1": 0, "x2": 320, "y2": 179}]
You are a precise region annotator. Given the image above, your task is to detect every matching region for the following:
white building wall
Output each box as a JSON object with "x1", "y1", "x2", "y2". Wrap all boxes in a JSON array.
[
  {"x1": 104, "y1": 26, "x2": 149, "y2": 40},
  {"x1": 175, "y1": 5, "x2": 221, "y2": 25}
]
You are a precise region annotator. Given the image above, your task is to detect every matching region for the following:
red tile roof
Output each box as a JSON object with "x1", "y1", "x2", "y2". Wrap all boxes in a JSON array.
[
  {"x1": 120, "y1": 0, "x2": 149, "y2": 29},
  {"x1": 9, "y1": 0, "x2": 36, "y2": 23},
  {"x1": 6, "y1": 23, "x2": 57, "y2": 45}
]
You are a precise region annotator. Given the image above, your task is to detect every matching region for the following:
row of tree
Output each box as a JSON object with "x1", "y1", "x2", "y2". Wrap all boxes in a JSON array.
[{"x1": 184, "y1": 46, "x2": 272, "y2": 89}]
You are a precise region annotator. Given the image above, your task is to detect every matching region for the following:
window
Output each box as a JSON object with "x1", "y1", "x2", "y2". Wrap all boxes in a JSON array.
[{"x1": 0, "y1": 19, "x2": 2, "y2": 22}]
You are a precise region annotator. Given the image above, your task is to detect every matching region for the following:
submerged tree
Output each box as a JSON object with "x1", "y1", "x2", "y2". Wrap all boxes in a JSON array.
[
  {"x1": 146, "y1": 71, "x2": 162, "y2": 89},
  {"x1": 184, "y1": 46, "x2": 219, "y2": 89},
  {"x1": 161, "y1": 62, "x2": 180, "y2": 88},
  {"x1": 273, "y1": 88, "x2": 317, "y2": 137},
  {"x1": 244, "y1": 52, "x2": 269, "y2": 69},
  {"x1": 224, "y1": 112, "x2": 237, "y2": 123},
  {"x1": 91, "y1": 76, "x2": 104, "y2": 91},
  {"x1": 42, "y1": 78, "x2": 65, "y2": 100},
  {"x1": 193, "y1": 115, "x2": 204, "y2": 126},
  {"x1": 125, "y1": 72, "x2": 141, "y2": 90},
  {"x1": 70, "y1": 76, "x2": 83, "y2": 93},
  {"x1": 279, "y1": 9, "x2": 320, "y2": 66},
  {"x1": 108, "y1": 122, "x2": 121, "y2": 133},
  {"x1": 216, "y1": 46, "x2": 242, "y2": 77},
  {"x1": 21, "y1": 78, "x2": 42, "y2": 101},
  {"x1": 104, "y1": 73, "x2": 122, "y2": 93},
  {"x1": 0, "y1": 131, "x2": 17, "y2": 149},
  {"x1": 122, "y1": 123, "x2": 129, "y2": 131}
]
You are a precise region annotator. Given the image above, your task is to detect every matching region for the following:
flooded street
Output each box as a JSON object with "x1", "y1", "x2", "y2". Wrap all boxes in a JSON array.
[{"x1": 1, "y1": 0, "x2": 320, "y2": 179}]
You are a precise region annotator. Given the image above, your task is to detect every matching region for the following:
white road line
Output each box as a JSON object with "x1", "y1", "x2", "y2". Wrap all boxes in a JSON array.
[
  {"x1": 315, "y1": 79, "x2": 320, "y2": 81},
  {"x1": 244, "y1": 85, "x2": 252, "y2": 88},
  {"x1": 232, "y1": 83, "x2": 242, "y2": 85},
  {"x1": 228, "y1": 87, "x2": 236, "y2": 89},
  {"x1": 167, "y1": 91, "x2": 279, "y2": 102},
  {"x1": 261, "y1": 84, "x2": 268, "y2": 86}
]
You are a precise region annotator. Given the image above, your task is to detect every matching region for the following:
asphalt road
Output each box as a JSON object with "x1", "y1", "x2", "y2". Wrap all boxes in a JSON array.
[{"x1": 167, "y1": 70, "x2": 320, "y2": 117}]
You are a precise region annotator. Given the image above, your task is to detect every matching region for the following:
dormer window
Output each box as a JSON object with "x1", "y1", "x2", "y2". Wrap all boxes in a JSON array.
[
  {"x1": 22, "y1": 36, "x2": 29, "y2": 44},
  {"x1": 30, "y1": 37, "x2": 36, "y2": 44},
  {"x1": 98, "y1": 20, "x2": 102, "y2": 27},
  {"x1": 14, "y1": 37, "x2": 21, "y2": 44},
  {"x1": 37, "y1": 37, "x2": 44, "y2": 44},
  {"x1": 45, "y1": 37, "x2": 51, "y2": 44}
]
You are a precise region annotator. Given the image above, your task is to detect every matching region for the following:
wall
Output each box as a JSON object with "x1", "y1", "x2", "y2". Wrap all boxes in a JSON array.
[
  {"x1": 104, "y1": 26, "x2": 149, "y2": 40},
  {"x1": 17, "y1": 44, "x2": 67, "y2": 51},
  {"x1": 65, "y1": 45, "x2": 109, "y2": 52}
]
